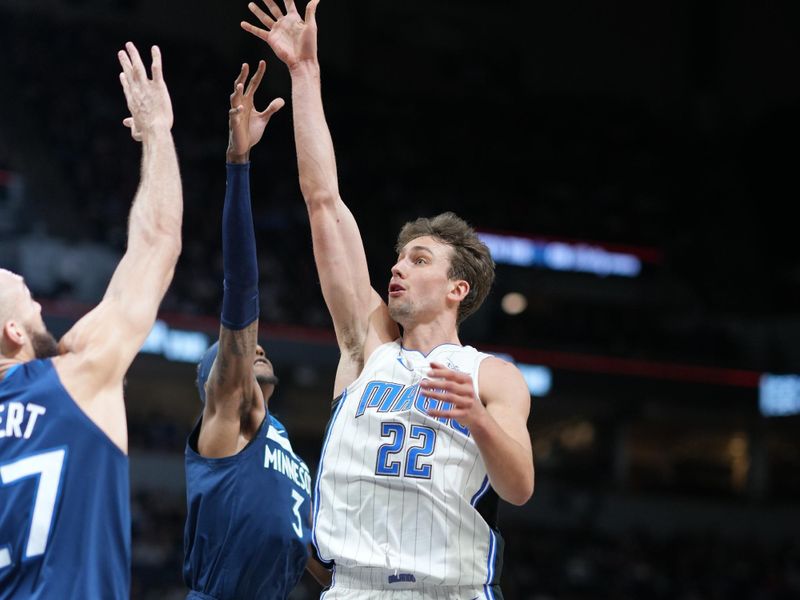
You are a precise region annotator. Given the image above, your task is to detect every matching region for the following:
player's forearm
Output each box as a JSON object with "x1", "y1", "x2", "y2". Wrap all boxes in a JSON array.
[
  {"x1": 470, "y1": 414, "x2": 534, "y2": 506},
  {"x1": 211, "y1": 322, "x2": 259, "y2": 402},
  {"x1": 221, "y1": 163, "x2": 258, "y2": 331},
  {"x1": 128, "y1": 128, "x2": 183, "y2": 257},
  {"x1": 289, "y1": 60, "x2": 340, "y2": 205},
  {"x1": 210, "y1": 163, "x2": 260, "y2": 396}
]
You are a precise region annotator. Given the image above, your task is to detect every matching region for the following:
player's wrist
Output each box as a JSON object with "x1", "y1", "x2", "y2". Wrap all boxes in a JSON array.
[
  {"x1": 140, "y1": 121, "x2": 173, "y2": 138},
  {"x1": 465, "y1": 405, "x2": 493, "y2": 439},
  {"x1": 226, "y1": 148, "x2": 249, "y2": 164},
  {"x1": 289, "y1": 59, "x2": 321, "y2": 78}
]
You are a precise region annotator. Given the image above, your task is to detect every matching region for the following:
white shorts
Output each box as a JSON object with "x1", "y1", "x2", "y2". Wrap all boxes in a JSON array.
[{"x1": 321, "y1": 566, "x2": 503, "y2": 600}]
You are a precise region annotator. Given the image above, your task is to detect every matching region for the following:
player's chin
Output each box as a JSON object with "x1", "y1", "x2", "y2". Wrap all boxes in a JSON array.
[{"x1": 256, "y1": 372, "x2": 279, "y2": 386}]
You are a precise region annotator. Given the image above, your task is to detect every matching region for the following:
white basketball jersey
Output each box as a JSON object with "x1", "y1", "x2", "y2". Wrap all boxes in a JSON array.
[{"x1": 313, "y1": 340, "x2": 503, "y2": 589}]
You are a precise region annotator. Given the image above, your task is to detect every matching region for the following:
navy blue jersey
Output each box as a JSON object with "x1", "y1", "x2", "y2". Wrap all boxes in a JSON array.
[
  {"x1": 0, "y1": 359, "x2": 130, "y2": 599},
  {"x1": 184, "y1": 413, "x2": 312, "y2": 600}
]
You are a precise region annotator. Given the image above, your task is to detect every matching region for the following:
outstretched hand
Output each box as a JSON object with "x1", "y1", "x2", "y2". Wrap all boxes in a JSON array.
[
  {"x1": 118, "y1": 42, "x2": 173, "y2": 142},
  {"x1": 227, "y1": 60, "x2": 285, "y2": 163},
  {"x1": 241, "y1": 0, "x2": 321, "y2": 70}
]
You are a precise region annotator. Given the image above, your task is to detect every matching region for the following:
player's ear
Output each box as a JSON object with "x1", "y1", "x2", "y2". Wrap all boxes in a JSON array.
[
  {"x1": 3, "y1": 320, "x2": 25, "y2": 348},
  {"x1": 447, "y1": 279, "x2": 469, "y2": 303}
]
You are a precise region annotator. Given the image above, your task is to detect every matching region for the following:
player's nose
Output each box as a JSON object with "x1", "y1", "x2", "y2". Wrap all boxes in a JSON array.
[{"x1": 390, "y1": 260, "x2": 406, "y2": 278}]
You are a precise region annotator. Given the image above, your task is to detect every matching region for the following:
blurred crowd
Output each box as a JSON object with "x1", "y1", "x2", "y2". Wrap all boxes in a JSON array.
[
  {"x1": 3, "y1": 7, "x2": 799, "y2": 373},
  {"x1": 502, "y1": 527, "x2": 800, "y2": 600},
  {"x1": 4, "y1": 6, "x2": 800, "y2": 598}
]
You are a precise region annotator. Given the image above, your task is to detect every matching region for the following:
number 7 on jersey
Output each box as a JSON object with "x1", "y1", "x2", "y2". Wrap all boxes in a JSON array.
[{"x1": 0, "y1": 447, "x2": 67, "y2": 568}]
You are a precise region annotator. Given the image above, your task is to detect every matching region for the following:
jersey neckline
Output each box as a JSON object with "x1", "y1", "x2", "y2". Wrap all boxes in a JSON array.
[
  {"x1": 0, "y1": 363, "x2": 22, "y2": 385},
  {"x1": 398, "y1": 341, "x2": 465, "y2": 358}
]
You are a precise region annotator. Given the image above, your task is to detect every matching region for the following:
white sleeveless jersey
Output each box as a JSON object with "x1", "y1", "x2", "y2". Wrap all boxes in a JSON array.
[{"x1": 313, "y1": 340, "x2": 503, "y2": 590}]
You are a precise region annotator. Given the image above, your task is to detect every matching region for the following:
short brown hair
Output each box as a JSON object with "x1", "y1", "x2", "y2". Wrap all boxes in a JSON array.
[{"x1": 395, "y1": 212, "x2": 495, "y2": 325}]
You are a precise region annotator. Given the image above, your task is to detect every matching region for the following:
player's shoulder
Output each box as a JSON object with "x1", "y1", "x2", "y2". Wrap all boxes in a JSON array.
[
  {"x1": 52, "y1": 349, "x2": 98, "y2": 380},
  {"x1": 51, "y1": 352, "x2": 98, "y2": 398},
  {"x1": 267, "y1": 413, "x2": 286, "y2": 433},
  {"x1": 480, "y1": 353, "x2": 516, "y2": 369},
  {"x1": 478, "y1": 354, "x2": 527, "y2": 392}
]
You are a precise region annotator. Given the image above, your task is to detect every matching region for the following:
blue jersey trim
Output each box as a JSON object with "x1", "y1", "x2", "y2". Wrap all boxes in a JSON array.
[
  {"x1": 311, "y1": 390, "x2": 347, "y2": 567},
  {"x1": 0, "y1": 363, "x2": 21, "y2": 384},
  {"x1": 484, "y1": 528, "x2": 497, "y2": 591},
  {"x1": 470, "y1": 475, "x2": 491, "y2": 506},
  {"x1": 185, "y1": 413, "x2": 269, "y2": 464}
]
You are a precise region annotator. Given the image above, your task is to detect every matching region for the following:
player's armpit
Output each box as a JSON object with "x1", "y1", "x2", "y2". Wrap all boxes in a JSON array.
[
  {"x1": 363, "y1": 289, "x2": 399, "y2": 356},
  {"x1": 204, "y1": 323, "x2": 261, "y2": 415}
]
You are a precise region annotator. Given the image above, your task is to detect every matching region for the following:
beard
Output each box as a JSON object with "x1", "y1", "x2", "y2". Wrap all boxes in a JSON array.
[
  {"x1": 31, "y1": 328, "x2": 59, "y2": 359},
  {"x1": 256, "y1": 373, "x2": 279, "y2": 387},
  {"x1": 388, "y1": 299, "x2": 412, "y2": 325}
]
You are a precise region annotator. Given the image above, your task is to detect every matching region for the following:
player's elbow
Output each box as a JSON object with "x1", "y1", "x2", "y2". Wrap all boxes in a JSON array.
[
  {"x1": 506, "y1": 488, "x2": 533, "y2": 507},
  {"x1": 151, "y1": 232, "x2": 182, "y2": 265},
  {"x1": 504, "y1": 472, "x2": 534, "y2": 506},
  {"x1": 131, "y1": 225, "x2": 182, "y2": 263},
  {"x1": 163, "y1": 237, "x2": 182, "y2": 264},
  {"x1": 151, "y1": 219, "x2": 182, "y2": 259},
  {"x1": 302, "y1": 187, "x2": 338, "y2": 212}
]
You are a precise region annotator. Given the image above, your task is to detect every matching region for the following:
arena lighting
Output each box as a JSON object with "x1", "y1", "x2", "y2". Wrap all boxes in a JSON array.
[
  {"x1": 42, "y1": 301, "x2": 762, "y2": 389},
  {"x1": 478, "y1": 232, "x2": 643, "y2": 278},
  {"x1": 490, "y1": 352, "x2": 552, "y2": 396},
  {"x1": 759, "y1": 374, "x2": 800, "y2": 417},
  {"x1": 518, "y1": 364, "x2": 553, "y2": 397},
  {"x1": 501, "y1": 292, "x2": 528, "y2": 315},
  {"x1": 140, "y1": 320, "x2": 209, "y2": 363}
]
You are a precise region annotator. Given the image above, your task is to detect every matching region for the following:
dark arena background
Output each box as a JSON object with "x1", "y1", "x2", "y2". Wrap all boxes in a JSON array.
[{"x1": 3, "y1": 0, "x2": 800, "y2": 598}]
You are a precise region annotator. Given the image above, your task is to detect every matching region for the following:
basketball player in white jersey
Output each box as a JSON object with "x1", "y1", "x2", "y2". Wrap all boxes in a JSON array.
[{"x1": 242, "y1": 2, "x2": 534, "y2": 597}]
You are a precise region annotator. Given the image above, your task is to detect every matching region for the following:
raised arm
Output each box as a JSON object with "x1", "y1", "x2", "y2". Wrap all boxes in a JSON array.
[
  {"x1": 242, "y1": 1, "x2": 397, "y2": 385},
  {"x1": 55, "y1": 43, "x2": 182, "y2": 452},
  {"x1": 198, "y1": 61, "x2": 285, "y2": 458}
]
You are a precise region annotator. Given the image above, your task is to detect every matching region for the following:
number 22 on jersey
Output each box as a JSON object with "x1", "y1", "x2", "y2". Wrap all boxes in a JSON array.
[{"x1": 375, "y1": 422, "x2": 436, "y2": 479}]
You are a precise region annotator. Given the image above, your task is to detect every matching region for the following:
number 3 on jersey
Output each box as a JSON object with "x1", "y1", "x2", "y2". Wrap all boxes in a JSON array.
[
  {"x1": 375, "y1": 422, "x2": 436, "y2": 479},
  {"x1": 290, "y1": 489, "x2": 304, "y2": 538},
  {"x1": 0, "y1": 447, "x2": 67, "y2": 569}
]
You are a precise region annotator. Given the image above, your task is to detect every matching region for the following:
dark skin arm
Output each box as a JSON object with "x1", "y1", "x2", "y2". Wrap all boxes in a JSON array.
[
  {"x1": 197, "y1": 62, "x2": 284, "y2": 458},
  {"x1": 306, "y1": 549, "x2": 332, "y2": 587}
]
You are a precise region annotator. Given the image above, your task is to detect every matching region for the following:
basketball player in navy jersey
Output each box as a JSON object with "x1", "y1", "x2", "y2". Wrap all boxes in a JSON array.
[
  {"x1": 0, "y1": 43, "x2": 181, "y2": 598},
  {"x1": 182, "y1": 60, "x2": 330, "y2": 600},
  {"x1": 243, "y1": 2, "x2": 534, "y2": 597}
]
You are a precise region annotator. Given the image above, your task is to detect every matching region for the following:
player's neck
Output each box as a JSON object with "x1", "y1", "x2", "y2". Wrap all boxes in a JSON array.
[
  {"x1": 400, "y1": 320, "x2": 461, "y2": 356},
  {"x1": 0, "y1": 357, "x2": 24, "y2": 381}
]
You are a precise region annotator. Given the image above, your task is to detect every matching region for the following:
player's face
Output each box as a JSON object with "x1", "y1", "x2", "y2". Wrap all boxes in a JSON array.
[
  {"x1": 254, "y1": 344, "x2": 278, "y2": 387},
  {"x1": 388, "y1": 236, "x2": 455, "y2": 325}
]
